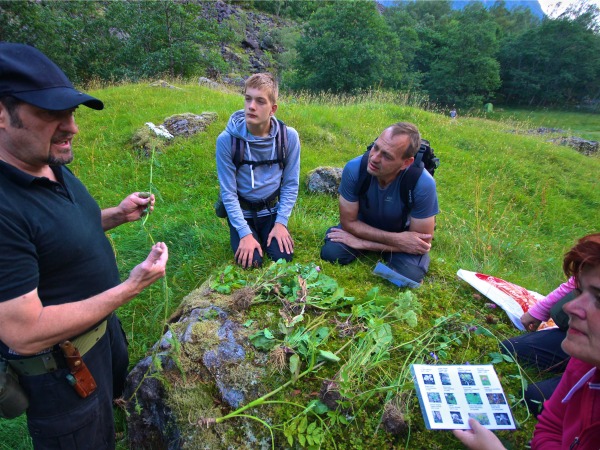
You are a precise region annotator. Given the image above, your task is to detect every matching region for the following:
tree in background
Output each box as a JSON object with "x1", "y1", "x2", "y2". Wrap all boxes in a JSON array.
[
  {"x1": 424, "y1": 3, "x2": 500, "y2": 108},
  {"x1": 488, "y1": 0, "x2": 540, "y2": 39},
  {"x1": 498, "y1": 3, "x2": 600, "y2": 107},
  {"x1": 1, "y1": 0, "x2": 598, "y2": 109},
  {"x1": 0, "y1": 0, "x2": 229, "y2": 83},
  {"x1": 0, "y1": 1, "x2": 113, "y2": 84},
  {"x1": 291, "y1": 0, "x2": 407, "y2": 93},
  {"x1": 383, "y1": 6, "x2": 423, "y2": 90},
  {"x1": 106, "y1": 1, "x2": 224, "y2": 80},
  {"x1": 386, "y1": 0, "x2": 457, "y2": 101},
  {"x1": 243, "y1": 0, "x2": 327, "y2": 20},
  {"x1": 390, "y1": 1, "x2": 500, "y2": 108}
]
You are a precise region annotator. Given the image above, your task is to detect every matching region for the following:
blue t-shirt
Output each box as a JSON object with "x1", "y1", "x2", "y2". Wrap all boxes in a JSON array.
[{"x1": 339, "y1": 155, "x2": 439, "y2": 233}]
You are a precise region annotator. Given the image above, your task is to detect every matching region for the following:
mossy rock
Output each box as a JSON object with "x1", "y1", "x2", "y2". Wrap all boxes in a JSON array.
[{"x1": 123, "y1": 281, "x2": 272, "y2": 449}]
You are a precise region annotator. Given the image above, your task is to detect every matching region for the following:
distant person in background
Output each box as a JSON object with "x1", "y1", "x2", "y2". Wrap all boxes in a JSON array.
[
  {"x1": 450, "y1": 108, "x2": 457, "y2": 119},
  {"x1": 453, "y1": 232, "x2": 600, "y2": 450},
  {"x1": 320, "y1": 122, "x2": 438, "y2": 287},
  {"x1": 216, "y1": 73, "x2": 300, "y2": 268},
  {"x1": 0, "y1": 42, "x2": 168, "y2": 448}
]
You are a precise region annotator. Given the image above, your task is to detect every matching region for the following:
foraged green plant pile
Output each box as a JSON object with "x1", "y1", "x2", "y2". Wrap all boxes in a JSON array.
[
  {"x1": 125, "y1": 260, "x2": 529, "y2": 449},
  {"x1": 0, "y1": 82, "x2": 598, "y2": 449}
]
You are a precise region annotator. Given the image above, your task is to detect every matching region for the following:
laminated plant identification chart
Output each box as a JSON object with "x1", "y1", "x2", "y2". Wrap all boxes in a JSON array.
[{"x1": 411, "y1": 364, "x2": 516, "y2": 430}]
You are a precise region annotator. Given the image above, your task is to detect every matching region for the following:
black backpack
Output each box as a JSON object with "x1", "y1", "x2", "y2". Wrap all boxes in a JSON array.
[
  {"x1": 354, "y1": 138, "x2": 439, "y2": 231},
  {"x1": 231, "y1": 119, "x2": 288, "y2": 170}
]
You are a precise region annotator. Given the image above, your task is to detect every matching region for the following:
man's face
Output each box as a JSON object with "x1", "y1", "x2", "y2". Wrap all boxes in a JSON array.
[
  {"x1": 244, "y1": 87, "x2": 277, "y2": 130},
  {"x1": 0, "y1": 102, "x2": 78, "y2": 169},
  {"x1": 367, "y1": 128, "x2": 414, "y2": 185},
  {"x1": 561, "y1": 264, "x2": 600, "y2": 367}
]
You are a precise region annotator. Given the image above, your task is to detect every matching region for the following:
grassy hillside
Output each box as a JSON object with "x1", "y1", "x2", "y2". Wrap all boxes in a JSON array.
[
  {"x1": 486, "y1": 107, "x2": 600, "y2": 141},
  {"x1": 1, "y1": 83, "x2": 598, "y2": 449}
]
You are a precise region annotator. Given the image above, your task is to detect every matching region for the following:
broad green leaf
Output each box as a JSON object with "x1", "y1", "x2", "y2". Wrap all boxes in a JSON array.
[
  {"x1": 488, "y1": 352, "x2": 504, "y2": 364},
  {"x1": 249, "y1": 330, "x2": 277, "y2": 351},
  {"x1": 314, "y1": 326, "x2": 330, "y2": 342},
  {"x1": 286, "y1": 314, "x2": 304, "y2": 327},
  {"x1": 403, "y1": 310, "x2": 418, "y2": 327},
  {"x1": 312, "y1": 400, "x2": 329, "y2": 414},
  {"x1": 299, "y1": 434, "x2": 306, "y2": 447},
  {"x1": 317, "y1": 349, "x2": 340, "y2": 363},
  {"x1": 298, "y1": 416, "x2": 308, "y2": 433}
]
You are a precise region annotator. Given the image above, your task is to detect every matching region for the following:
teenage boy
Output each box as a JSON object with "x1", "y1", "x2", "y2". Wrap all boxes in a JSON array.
[{"x1": 216, "y1": 73, "x2": 300, "y2": 268}]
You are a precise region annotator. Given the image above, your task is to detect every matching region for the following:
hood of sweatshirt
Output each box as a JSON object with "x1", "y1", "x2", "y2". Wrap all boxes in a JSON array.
[{"x1": 225, "y1": 110, "x2": 281, "y2": 188}]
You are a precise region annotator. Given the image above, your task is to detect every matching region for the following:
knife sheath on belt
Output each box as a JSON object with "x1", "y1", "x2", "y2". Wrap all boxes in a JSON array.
[{"x1": 59, "y1": 340, "x2": 97, "y2": 398}]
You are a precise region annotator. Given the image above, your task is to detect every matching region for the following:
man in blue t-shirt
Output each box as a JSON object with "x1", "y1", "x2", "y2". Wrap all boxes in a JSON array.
[{"x1": 320, "y1": 122, "x2": 439, "y2": 285}]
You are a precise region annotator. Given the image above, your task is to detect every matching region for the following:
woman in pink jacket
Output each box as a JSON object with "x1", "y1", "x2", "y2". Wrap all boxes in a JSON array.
[{"x1": 454, "y1": 233, "x2": 600, "y2": 450}]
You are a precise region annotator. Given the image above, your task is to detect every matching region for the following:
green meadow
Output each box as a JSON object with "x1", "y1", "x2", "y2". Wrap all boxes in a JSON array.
[
  {"x1": 1, "y1": 83, "x2": 598, "y2": 449},
  {"x1": 486, "y1": 107, "x2": 600, "y2": 141}
]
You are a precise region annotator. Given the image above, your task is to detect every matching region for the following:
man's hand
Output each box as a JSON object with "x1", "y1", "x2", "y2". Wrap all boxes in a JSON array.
[
  {"x1": 118, "y1": 192, "x2": 155, "y2": 223},
  {"x1": 393, "y1": 231, "x2": 432, "y2": 255},
  {"x1": 452, "y1": 418, "x2": 506, "y2": 450},
  {"x1": 235, "y1": 234, "x2": 263, "y2": 268},
  {"x1": 520, "y1": 311, "x2": 542, "y2": 332},
  {"x1": 125, "y1": 242, "x2": 169, "y2": 295},
  {"x1": 326, "y1": 227, "x2": 364, "y2": 250},
  {"x1": 267, "y1": 223, "x2": 294, "y2": 255},
  {"x1": 102, "y1": 192, "x2": 156, "y2": 231}
]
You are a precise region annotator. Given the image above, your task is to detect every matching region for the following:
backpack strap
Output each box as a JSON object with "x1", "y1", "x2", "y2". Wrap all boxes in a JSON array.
[
  {"x1": 355, "y1": 149, "x2": 372, "y2": 207},
  {"x1": 231, "y1": 119, "x2": 288, "y2": 170},
  {"x1": 231, "y1": 134, "x2": 245, "y2": 169},
  {"x1": 354, "y1": 144, "x2": 423, "y2": 231},
  {"x1": 398, "y1": 164, "x2": 423, "y2": 231},
  {"x1": 275, "y1": 119, "x2": 287, "y2": 170}
]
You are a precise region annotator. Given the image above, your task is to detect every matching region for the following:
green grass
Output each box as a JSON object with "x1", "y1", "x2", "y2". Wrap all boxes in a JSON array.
[
  {"x1": 1, "y1": 82, "x2": 598, "y2": 449},
  {"x1": 485, "y1": 106, "x2": 600, "y2": 141}
]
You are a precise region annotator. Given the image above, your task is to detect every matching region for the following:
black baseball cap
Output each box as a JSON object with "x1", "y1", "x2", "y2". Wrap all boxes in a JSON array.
[{"x1": 0, "y1": 42, "x2": 103, "y2": 111}]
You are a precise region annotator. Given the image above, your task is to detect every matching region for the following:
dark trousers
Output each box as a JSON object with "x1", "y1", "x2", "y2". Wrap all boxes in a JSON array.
[
  {"x1": 228, "y1": 213, "x2": 293, "y2": 268},
  {"x1": 21, "y1": 314, "x2": 129, "y2": 450},
  {"x1": 320, "y1": 225, "x2": 429, "y2": 283},
  {"x1": 501, "y1": 327, "x2": 568, "y2": 417}
]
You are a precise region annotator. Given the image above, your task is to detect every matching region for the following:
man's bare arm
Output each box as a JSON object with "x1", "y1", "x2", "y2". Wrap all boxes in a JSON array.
[
  {"x1": 337, "y1": 196, "x2": 432, "y2": 254},
  {"x1": 0, "y1": 242, "x2": 168, "y2": 355}
]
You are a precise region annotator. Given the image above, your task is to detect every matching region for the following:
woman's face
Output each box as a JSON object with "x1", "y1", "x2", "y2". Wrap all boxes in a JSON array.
[{"x1": 561, "y1": 264, "x2": 600, "y2": 367}]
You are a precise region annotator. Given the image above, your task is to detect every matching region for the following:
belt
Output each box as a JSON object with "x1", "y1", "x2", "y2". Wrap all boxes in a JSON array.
[
  {"x1": 6, "y1": 320, "x2": 107, "y2": 377},
  {"x1": 239, "y1": 196, "x2": 278, "y2": 212}
]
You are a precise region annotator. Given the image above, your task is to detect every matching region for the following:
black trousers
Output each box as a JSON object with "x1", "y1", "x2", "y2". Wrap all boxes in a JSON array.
[
  {"x1": 228, "y1": 213, "x2": 293, "y2": 267},
  {"x1": 21, "y1": 314, "x2": 129, "y2": 450},
  {"x1": 501, "y1": 327, "x2": 569, "y2": 417}
]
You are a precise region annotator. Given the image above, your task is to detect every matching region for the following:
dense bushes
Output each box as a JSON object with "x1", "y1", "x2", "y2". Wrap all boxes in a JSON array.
[{"x1": 1, "y1": 0, "x2": 599, "y2": 109}]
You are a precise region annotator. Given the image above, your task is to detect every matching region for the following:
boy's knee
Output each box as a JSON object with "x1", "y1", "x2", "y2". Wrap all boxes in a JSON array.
[
  {"x1": 269, "y1": 251, "x2": 293, "y2": 263},
  {"x1": 267, "y1": 243, "x2": 293, "y2": 264}
]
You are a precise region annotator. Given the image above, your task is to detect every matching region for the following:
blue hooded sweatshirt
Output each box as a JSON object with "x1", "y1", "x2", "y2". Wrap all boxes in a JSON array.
[{"x1": 216, "y1": 110, "x2": 300, "y2": 239}]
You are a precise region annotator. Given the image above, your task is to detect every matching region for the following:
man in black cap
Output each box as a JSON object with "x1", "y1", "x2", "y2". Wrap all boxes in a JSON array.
[{"x1": 0, "y1": 42, "x2": 169, "y2": 448}]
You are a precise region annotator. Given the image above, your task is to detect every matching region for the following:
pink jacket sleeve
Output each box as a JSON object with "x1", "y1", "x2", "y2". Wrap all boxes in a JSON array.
[{"x1": 528, "y1": 277, "x2": 576, "y2": 322}]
